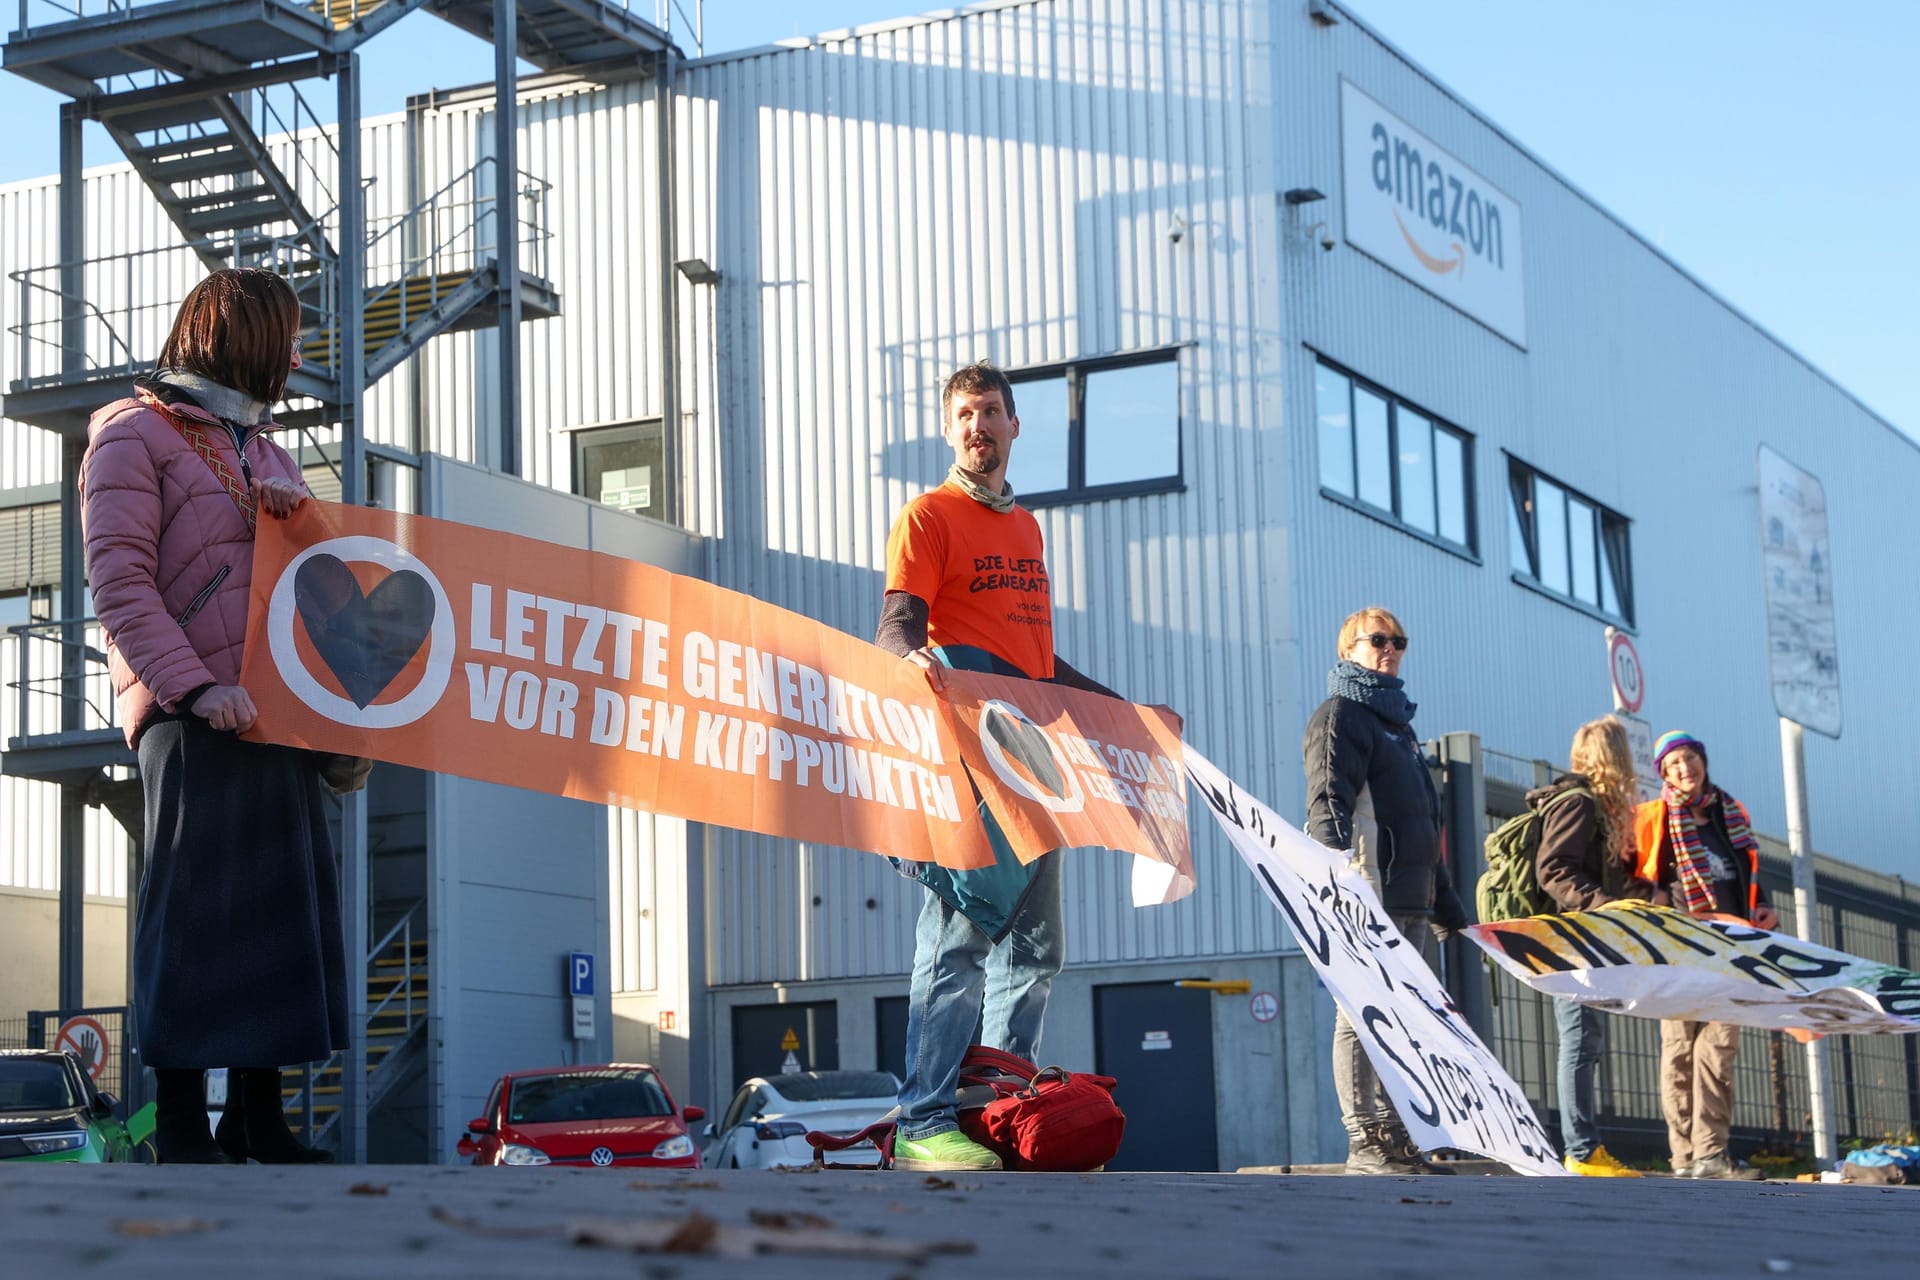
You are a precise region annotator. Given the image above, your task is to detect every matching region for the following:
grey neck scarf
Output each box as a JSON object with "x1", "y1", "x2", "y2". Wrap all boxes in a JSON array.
[
  {"x1": 947, "y1": 464, "x2": 1016, "y2": 513},
  {"x1": 154, "y1": 370, "x2": 271, "y2": 427}
]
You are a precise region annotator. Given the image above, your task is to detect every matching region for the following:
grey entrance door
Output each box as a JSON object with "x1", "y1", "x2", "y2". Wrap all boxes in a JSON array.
[
  {"x1": 730, "y1": 1001, "x2": 839, "y2": 1089},
  {"x1": 1094, "y1": 982, "x2": 1218, "y2": 1171}
]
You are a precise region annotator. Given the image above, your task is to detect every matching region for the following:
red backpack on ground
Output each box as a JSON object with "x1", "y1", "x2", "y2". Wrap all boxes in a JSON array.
[
  {"x1": 955, "y1": 1046, "x2": 1126, "y2": 1172},
  {"x1": 806, "y1": 1045, "x2": 1125, "y2": 1172}
]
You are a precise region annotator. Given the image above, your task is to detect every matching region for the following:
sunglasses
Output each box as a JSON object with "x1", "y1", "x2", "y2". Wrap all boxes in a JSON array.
[{"x1": 1362, "y1": 632, "x2": 1409, "y2": 651}]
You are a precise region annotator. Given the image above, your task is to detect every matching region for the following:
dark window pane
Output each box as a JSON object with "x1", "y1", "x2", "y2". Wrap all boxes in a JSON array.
[
  {"x1": 1354, "y1": 387, "x2": 1391, "y2": 511},
  {"x1": 1601, "y1": 517, "x2": 1630, "y2": 619},
  {"x1": 1434, "y1": 429, "x2": 1467, "y2": 547},
  {"x1": 1083, "y1": 361, "x2": 1179, "y2": 488},
  {"x1": 1396, "y1": 408, "x2": 1435, "y2": 534},
  {"x1": 1009, "y1": 375, "x2": 1069, "y2": 495},
  {"x1": 1536, "y1": 478, "x2": 1569, "y2": 594},
  {"x1": 1316, "y1": 365, "x2": 1354, "y2": 497}
]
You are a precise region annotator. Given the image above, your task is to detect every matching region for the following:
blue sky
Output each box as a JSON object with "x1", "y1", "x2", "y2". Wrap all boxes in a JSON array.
[{"x1": 3, "y1": 1, "x2": 1913, "y2": 440}]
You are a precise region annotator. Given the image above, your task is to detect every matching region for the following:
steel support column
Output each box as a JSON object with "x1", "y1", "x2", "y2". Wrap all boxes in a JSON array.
[
  {"x1": 655, "y1": 50, "x2": 679, "y2": 523},
  {"x1": 56, "y1": 102, "x2": 87, "y2": 1013},
  {"x1": 336, "y1": 50, "x2": 371, "y2": 1165},
  {"x1": 493, "y1": 0, "x2": 522, "y2": 476},
  {"x1": 1435, "y1": 732, "x2": 1492, "y2": 1042}
]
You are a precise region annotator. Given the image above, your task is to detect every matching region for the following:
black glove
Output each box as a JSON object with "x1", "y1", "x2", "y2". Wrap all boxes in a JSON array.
[{"x1": 1431, "y1": 884, "x2": 1471, "y2": 940}]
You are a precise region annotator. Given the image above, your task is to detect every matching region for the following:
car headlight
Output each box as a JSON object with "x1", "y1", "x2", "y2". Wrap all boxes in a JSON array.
[
  {"x1": 499, "y1": 1143, "x2": 550, "y2": 1166},
  {"x1": 651, "y1": 1134, "x2": 695, "y2": 1160},
  {"x1": 22, "y1": 1131, "x2": 88, "y2": 1155}
]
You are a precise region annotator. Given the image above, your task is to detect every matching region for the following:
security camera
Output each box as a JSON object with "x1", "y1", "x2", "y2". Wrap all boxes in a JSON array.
[
  {"x1": 1320, "y1": 232, "x2": 1336, "y2": 252},
  {"x1": 1167, "y1": 213, "x2": 1188, "y2": 244}
]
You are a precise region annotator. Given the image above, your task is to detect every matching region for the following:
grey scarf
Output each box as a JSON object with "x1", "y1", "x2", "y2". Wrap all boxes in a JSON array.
[
  {"x1": 154, "y1": 369, "x2": 271, "y2": 427},
  {"x1": 947, "y1": 463, "x2": 1016, "y2": 513}
]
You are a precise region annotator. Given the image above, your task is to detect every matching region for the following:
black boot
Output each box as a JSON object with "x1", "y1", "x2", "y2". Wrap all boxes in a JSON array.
[
  {"x1": 153, "y1": 1068, "x2": 231, "y2": 1164},
  {"x1": 220, "y1": 1067, "x2": 333, "y2": 1164}
]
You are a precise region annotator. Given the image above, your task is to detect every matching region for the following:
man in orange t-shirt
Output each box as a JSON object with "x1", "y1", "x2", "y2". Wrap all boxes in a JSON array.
[{"x1": 876, "y1": 360, "x2": 1122, "y2": 1172}]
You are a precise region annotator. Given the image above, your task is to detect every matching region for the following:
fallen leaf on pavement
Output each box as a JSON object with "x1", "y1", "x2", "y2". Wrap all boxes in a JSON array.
[
  {"x1": 348, "y1": 1183, "x2": 390, "y2": 1196},
  {"x1": 567, "y1": 1212, "x2": 975, "y2": 1262},
  {"x1": 429, "y1": 1205, "x2": 561, "y2": 1240},
  {"x1": 115, "y1": 1219, "x2": 216, "y2": 1239},
  {"x1": 748, "y1": 1209, "x2": 835, "y2": 1231}
]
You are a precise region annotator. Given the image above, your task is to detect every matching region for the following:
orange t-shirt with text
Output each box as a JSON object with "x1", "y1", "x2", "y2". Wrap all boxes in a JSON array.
[{"x1": 884, "y1": 481, "x2": 1055, "y2": 681}]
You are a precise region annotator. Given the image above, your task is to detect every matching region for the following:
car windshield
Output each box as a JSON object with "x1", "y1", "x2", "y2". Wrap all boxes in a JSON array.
[
  {"x1": 0, "y1": 1058, "x2": 80, "y2": 1111},
  {"x1": 769, "y1": 1072, "x2": 899, "y2": 1103},
  {"x1": 506, "y1": 1071, "x2": 672, "y2": 1124}
]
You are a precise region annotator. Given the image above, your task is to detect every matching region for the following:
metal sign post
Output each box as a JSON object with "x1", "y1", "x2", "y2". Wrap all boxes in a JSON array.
[{"x1": 1756, "y1": 445, "x2": 1842, "y2": 1165}]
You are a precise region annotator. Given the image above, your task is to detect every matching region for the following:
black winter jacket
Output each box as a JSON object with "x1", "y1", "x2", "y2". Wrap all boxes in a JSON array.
[
  {"x1": 1530, "y1": 774, "x2": 1654, "y2": 914},
  {"x1": 1303, "y1": 694, "x2": 1467, "y2": 927}
]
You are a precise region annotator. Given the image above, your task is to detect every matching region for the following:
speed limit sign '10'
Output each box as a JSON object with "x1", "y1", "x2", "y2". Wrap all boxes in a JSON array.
[{"x1": 1607, "y1": 628, "x2": 1644, "y2": 715}]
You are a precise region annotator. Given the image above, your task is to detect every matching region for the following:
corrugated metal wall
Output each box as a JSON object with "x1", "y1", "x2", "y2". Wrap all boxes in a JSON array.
[
  {"x1": 677, "y1": 0, "x2": 1295, "y2": 985},
  {"x1": 4, "y1": 0, "x2": 1915, "y2": 976},
  {"x1": 1281, "y1": 5, "x2": 1920, "y2": 880}
]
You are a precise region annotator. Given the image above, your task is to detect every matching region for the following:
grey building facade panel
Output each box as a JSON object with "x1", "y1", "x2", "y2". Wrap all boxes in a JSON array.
[{"x1": 1279, "y1": 4, "x2": 1919, "y2": 874}]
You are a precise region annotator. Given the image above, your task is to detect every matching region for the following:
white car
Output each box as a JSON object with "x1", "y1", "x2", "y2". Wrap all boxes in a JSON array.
[{"x1": 703, "y1": 1070, "x2": 900, "y2": 1170}]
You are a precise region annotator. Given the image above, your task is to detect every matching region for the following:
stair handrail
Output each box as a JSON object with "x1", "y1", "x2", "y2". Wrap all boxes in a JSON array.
[
  {"x1": 13, "y1": 1, "x2": 368, "y2": 39},
  {"x1": 251, "y1": 77, "x2": 340, "y2": 237},
  {"x1": 6, "y1": 241, "x2": 231, "y2": 388},
  {"x1": 3, "y1": 616, "x2": 115, "y2": 747},
  {"x1": 294, "y1": 895, "x2": 428, "y2": 1146}
]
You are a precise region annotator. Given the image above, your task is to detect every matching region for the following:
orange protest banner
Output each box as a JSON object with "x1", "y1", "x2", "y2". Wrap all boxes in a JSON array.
[
  {"x1": 937, "y1": 669, "x2": 1193, "y2": 886},
  {"x1": 239, "y1": 501, "x2": 999, "y2": 868}
]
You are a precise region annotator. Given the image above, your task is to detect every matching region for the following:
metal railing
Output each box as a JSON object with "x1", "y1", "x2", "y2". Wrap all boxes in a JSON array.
[
  {"x1": 294, "y1": 898, "x2": 428, "y2": 1146},
  {"x1": 11, "y1": 0, "x2": 387, "y2": 38},
  {"x1": 10, "y1": 162, "x2": 549, "y2": 387},
  {"x1": 301, "y1": 157, "x2": 552, "y2": 370},
  {"x1": 2, "y1": 617, "x2": 117, "y2": 745}
]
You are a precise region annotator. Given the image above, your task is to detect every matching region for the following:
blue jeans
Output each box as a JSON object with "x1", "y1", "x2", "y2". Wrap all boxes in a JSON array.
[
  {"x1": 1554, "y1": 997, "x2": 1605, "y2": 1161},
  {"x1": 896, "y1": 846, "x2": 1064, "y2": 1140}
]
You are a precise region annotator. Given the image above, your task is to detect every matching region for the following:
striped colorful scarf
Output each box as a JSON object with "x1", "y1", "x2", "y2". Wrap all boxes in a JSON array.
[{"x1": 1663, "y1": 783, "x2": 1757, "y2": 917}]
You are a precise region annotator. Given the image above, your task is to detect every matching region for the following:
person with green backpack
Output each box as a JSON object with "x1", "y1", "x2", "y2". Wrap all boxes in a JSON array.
[{"x1": 1531, "y1": 717, "x2": 1653, "y2": 1175}]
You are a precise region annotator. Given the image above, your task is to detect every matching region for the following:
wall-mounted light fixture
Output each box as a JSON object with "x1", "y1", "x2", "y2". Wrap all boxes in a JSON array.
[
  {"x1": 675, "y1": 257, "x2": 721, "y2": 286},
  {"x1": 1283, "y1": 187, "x2": 1326, "y2": 206},
  {"x1": 1308, "y1": 0, "x2": 1340, "y2": 28}
]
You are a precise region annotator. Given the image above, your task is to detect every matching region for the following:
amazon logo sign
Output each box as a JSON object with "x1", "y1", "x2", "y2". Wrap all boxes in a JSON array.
[{"x1": 1338, "y1": 80, "x2": 1528, "y2": 347}]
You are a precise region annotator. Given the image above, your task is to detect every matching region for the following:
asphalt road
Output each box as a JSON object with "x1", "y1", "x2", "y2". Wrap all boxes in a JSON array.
[{"x1": 0, "y1": 1163, "x2": 1907, "y2": 1278}]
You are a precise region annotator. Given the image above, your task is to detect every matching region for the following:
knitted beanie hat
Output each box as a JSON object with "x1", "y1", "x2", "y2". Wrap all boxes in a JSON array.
[{"x1": 1654, "y1": 730, "x2": 1706, "y2": 771}]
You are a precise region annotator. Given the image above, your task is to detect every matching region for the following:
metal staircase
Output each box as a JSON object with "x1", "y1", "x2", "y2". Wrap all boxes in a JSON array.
[{"x1": 288, "y1": 902, "x2": 429, "y2": 1148}]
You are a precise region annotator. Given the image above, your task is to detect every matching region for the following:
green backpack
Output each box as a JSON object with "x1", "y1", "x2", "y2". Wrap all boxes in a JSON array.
[{"x1": 1475, "y1": 785, "x2": 1589, "y2": 923}]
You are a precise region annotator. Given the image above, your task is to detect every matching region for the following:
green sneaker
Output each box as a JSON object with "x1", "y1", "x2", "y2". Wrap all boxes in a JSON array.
[{"x1": 893, "y1": 1130, "x2": 1004, "y2": 1171}]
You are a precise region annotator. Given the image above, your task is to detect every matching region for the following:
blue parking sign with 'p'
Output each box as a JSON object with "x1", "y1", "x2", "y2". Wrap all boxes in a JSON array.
[{"x1": 568, "y1": 952, "x2": 594, "y2": 997}]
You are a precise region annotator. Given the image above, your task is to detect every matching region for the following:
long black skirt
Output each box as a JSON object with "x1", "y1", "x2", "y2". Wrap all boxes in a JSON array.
[{"x1": 134, "y1": 715, "x2": 350, "y2": 1069}]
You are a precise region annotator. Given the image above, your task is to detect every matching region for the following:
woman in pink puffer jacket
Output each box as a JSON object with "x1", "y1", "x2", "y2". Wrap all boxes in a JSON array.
[{"x1": 80, "y1": 269, "x2": 346, "y2": 1164}]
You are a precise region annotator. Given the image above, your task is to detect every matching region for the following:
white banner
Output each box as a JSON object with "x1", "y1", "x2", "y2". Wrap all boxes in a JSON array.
[
  {"x1": 1469, "y1": 903, "x2": 1920, "y2": 1038},
  {"x1": 1184, "y1": 748, "x2": 1566, "y2": 1176}
]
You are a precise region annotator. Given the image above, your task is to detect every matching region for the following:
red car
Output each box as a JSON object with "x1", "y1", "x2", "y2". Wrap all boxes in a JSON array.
[{"x1": 456, "y1": 1063, "x2": 705, "y2": 1168}]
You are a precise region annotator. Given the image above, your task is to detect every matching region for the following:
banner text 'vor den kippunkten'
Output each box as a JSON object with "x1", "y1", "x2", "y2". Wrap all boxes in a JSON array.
[{"x1": 238, "y1": 500, "x2": 1191, "y2": 881}]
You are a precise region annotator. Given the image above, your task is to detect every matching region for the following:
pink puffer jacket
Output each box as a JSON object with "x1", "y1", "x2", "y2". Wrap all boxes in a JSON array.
[{"x1": 80, "y1": 380, "x2": 309, "y2": 748}]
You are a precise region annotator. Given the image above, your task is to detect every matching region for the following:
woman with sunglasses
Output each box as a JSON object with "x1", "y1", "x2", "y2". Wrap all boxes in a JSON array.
[{"x1": 1303, "y1": 606, "x2": 1468, "y2": 1175}]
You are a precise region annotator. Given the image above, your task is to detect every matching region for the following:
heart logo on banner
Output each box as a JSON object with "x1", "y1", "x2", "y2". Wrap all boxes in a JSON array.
[
  {"x1": 293, "y1": 554, "x2": 437, "y2": 709},
  {"x1": 983, "y1": 704, "x2": 1071, "y2": 800}
]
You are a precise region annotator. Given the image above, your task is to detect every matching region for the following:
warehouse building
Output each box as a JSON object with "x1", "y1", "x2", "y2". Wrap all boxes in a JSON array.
[{"x1": 3, "y1": 0, "x2": 1915, "y2": 1168}]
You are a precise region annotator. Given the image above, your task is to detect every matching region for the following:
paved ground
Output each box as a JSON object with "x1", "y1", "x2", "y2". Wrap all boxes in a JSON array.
[{"x1": 0, "y1": 1162, "x2": 1909, "y2": 1278}]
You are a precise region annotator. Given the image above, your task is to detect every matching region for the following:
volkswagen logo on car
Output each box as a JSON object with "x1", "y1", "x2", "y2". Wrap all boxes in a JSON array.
[{"x1": 590, "y1": 1146, "x2": 614, "y2": 1167}]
